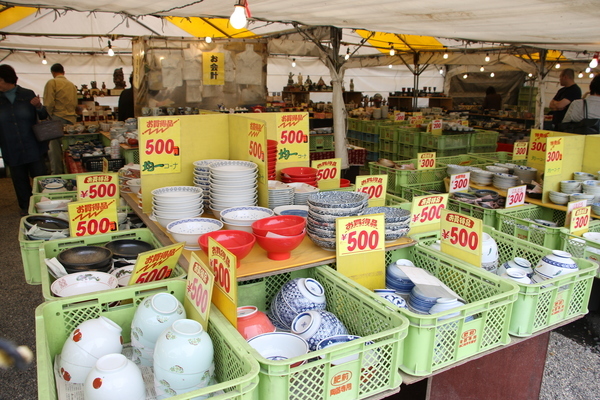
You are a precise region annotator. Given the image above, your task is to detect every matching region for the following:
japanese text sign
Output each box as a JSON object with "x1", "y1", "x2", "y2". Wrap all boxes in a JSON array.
[
  {"x1": 528, "y1": 129, "x2": 552, "y2": 164},
  {"x1": 312, "y1": 158, "x2": 341, "y2": 190},
  {"x1": 202, "y1": 52, "x2": 224, "y2": 85},
  {"x1": 67, "y1": 199, "x2": 118, "y2": 237},
  {"x1": 440, "y1": 210, "x2": 483, "y2": 267},
  {"x1": 417, "y1": 152, "x2": 436, "y2": 170},
  {"x1": 247, "y1": 120, "x2": 267, "y2": 184},
  {"x1": 512, "y1": 141, "x2": 528, "y2": 160},
  {"x1": 505, "y1": 185, "x2": 527, "y2": 208},
  {"x1": 184, "y1": 253, "x2": 214, "y2": 330},
  {"x1": 449, "y1": 172, "x2": 470, "y2": 193},
  {"x1": 430, "y1": 119, "x2": 443, "y2": 135},
  {"x1": 128, "y1": 242, "x2": 184, "y2": 286},
  {"x1": 410, "y1": 193, "x2": 448, "y2": 230},
  {"x1": 566, "y1": 200, "x2": 587, "y2": 228},
  {"x1": 336, "y1": 214, "x2": 385, "y2": 257},
  {"x1": 570, "y1": 206, "x2": 591, "y2": 235},
  {"x1": 355, "y1": 175, "x2": 388, "y2": 207},
  {"x1": 394, "y1": 111, "x2": 405, "y2": 121},
  {"x1": 208, "y1": 237, "x2": 238, "y2": 327},
  {"x1": 139, "y1": 117, "x2": 181, "y2": 174},
  {"x1": 544, "y1": 137, "x2": 564, "y2": 177},
  {"x1": 277, "y1": 113, "x2": 310, "y2": 164},
  {"x1": 76, "y1": 173, "x2": 119, "y2": 201}
]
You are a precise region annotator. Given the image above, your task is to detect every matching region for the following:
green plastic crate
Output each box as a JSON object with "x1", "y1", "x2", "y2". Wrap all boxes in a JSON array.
[
  {"x1": 467, "y1": 151, "x2": 528, "y2": 166},
  {"x1": 435, "y1": 155, "x2": 488, "y2": 168},
  {"x1": 420, "y1": 132, "x2": 471, "y2": 150},
  {"x1": 379, "y1": 125, "x2": 401, "y2": 142},
  {"x1": 347, "y1": 118, "x2": 362, "y2": 131},
  {"x1": 448, "y1": 195, "x2": 501, "y2": 228},
  {"x1": 398, "y1": 128, "x2": 421, "y2": 146},
  {"x1": 468, "y1": 145, "x2": 497, "y2": 154},
  {"x1": 122, "y1": 148, "x2": 139, "y2": 164},
  {"x1": 385, "y1": 193, "x2": 410, "y2": 207},
  {"x1": 36, "y1": 279, "x2": 260, "y2": 400},
  {"x1": 469, "y1": 130, "x2": 499, "y2": 147},
  {"x1": 363, "y1": 141, "x2": 380, "y2": 152},
  {"x1": 496, "y1": 205, "x2": 567, "y2": 249},
  {"x1": 33, "y1": 173, "x2": 79, "y2": 193},
  {"x1": 380, "y1": 139, "x2": 401, "y2": 154},
  {"x1": 421, "y1": 147, "x2": 464, "y2": 157},
  {"x1": 378, "y1": 150, "x2": 398, "y2": 161},
  {"x1": 368, "y1": 161, "x2": 447, "y2": 195},
  {"x1": 319, "y1": 184, "x2": 356, "y2": 192},
  {"x1": 381, "y1": 242, "x2": 518, "y2": 375},
  {"x1": 36, "y1": 228, "x2": 187, "y2": 298},
  {"x1": 399, "y1": 181, "x2": 446, "y2": 202},
  {"x1": 412, "y1": 227, "x2": 598, "y2": 337},
  {"x1": 28, "y1": 192, "x2": 77, "y2": 215},
  {"x1": 560, "y1": 220, "x2": 600, "y2": 278},
  {"x1": 310, "y1": 134, "x2": 334, "y2": 151},
  {"x1": 401, "y1": 145, "x2": 420, "y2": 159},
  {"x1": 236, "y1": 266, "x2": 409, "y2": 399}
]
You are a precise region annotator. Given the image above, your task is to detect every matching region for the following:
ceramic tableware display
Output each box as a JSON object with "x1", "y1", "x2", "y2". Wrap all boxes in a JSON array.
[
  {"x1": 315, "y1": 335, "x2": 378, "y2": 367},
  {"x1": 280, "y1": 167, "x2": 318, "y2": 187},
  {"x1": 192, "y1": 159, "x2": 225, "y2": 210},
  {"x1": 470, "y1": 169, "x2": 494, "y2": 186},
  {"x1": 24, "y1": 215, "x2": 70, "y2": 240},
  {"x1": 104, "y1": 239, "x2": 154, "y2": 268},
  {"x1": 58, "y1": 316, "x2": 123, "y2": 383},
  {"x1": 428, "y1": 298, "x2": 464, "y2": 320},
  {"x1": 237, "y1": 306, "x2": 276, "y2": 340},
  {"x1": 291, "y1": 310, "x2": 348, "y2": 350},
  {"x1": 513, "y1": 165, "x2": 537, "y2": 184},
  {"x1": 268, "y1": 277, "x2": 327, "y2": 330},
  {"x1": 57, "y1": 246, "x2": 113, "y2": 274},
  {"x1": 386, "y1": 259, "x2": 415, "y2": 295},
  {"x1": 497, "y1": 257, "x2": 533, "y2": 277},
  {"x1": 493, "y1": 173, "x2": 519, "y2": 190},
  {"x1": 582, "y1": 180, "x2": 600, "y2": 203},
  {"x1": 481, "y1": 233, "x2": 499, "y2": 273},
  {"x1": 35, "y1": 198, "x2": 72, "y2": 213},
  {"x1": 83, "y1": 353, "x2": 145, "y2": 400},
  {"x1": 560, "y1": 180, "x2": 582, "y2": 194},
  {"x1": 130, "y1": 293, "x2": 186, "y2": 366},
  {"x1": 166, "y1": 218, "x2": 224, "y2": 250},
  {"x1": 51, "y1": 271, "x2": 119, "y2": 298},
  {"x1": 153, "y1": 319, "x2": 215, "y2": 397},
  {"x1": 501, "y1": 268, "x2": 532, "y2": 284},
  {"x1": 306, "y1": 191, "x2": 369, "y2": 250},
  {"x1": 267, "y1": 140, "x2": 277, "y2": 181},
  {"x1": 268, "y1": 180, "x2": 294, "y2": 209},
  {"x1": 198, "y1": 230, "x2": 256, "y2": 268},
  {"x1": 549, "y1": 191, "x2": 570, "y2": 205},
  {"x1": 273, "y1": 205, "x2": 309, "y2": 218},
  {"x1": 446, "y1": 164, "x2": 469, "y2": 176},
  {"x1": 574, "y1": 172, "x2": 596, "y2": 181},
  {"x1": 361, "y1": 206, "x2": 411, "y2": 242},
  {"x1": 247, "y1": 332, "x2": 309, "y2": 366},
  {"x1": 220, "y1": 206, "x2": 274, "y2": 226},
  {"x1": 408, "y1": 285, "x2": 440, "y2": 315},
  {"x1": 570, "y1": 193, "x2": 596, "y2": 206},
  {"x1": 374, "y1": 289, "x2": 407, "y2": 308},
  {"x1": 534, "y1": 250, "x2": 579, "y2": 279},
  {"x1": 209, "y1": 160, "x2": 259, "y2": 214},
  {"x1": 151, "y1": 186, "x2": 203, "y2": 228},
  {"x1": 287, "y1": 182, "x2": 320, "y2": 205}
]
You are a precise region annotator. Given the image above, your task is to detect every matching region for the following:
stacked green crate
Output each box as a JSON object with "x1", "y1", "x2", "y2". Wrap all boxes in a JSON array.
[
  {"x1": 309, "y1": 133, "x2": 334, "y2": 151},
  {"x1": 420, "y1": 132, "x2": 471, "y2": 158},
  {"x1": 518, "y1": 86, "x2": 538, "y2": 113},
  {"x1": 469, "y1": 129, "x2": 499, "y2": 153},
  {"x1": 397, "y1": 126, "x2": 422, "y2": 160}
]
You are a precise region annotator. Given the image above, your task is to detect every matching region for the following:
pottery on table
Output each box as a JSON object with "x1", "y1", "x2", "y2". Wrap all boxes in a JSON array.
[
  {"x1": 534, "y1": 250, "x2": 579, "y2": 279},
  {"x1": 291, "y1": 310, "x2": 348, "y2": 350}
]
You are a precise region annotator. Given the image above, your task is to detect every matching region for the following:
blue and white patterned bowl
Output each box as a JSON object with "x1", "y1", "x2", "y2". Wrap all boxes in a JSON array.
[
  {"x1": 374, "y1": 289, "x2": 407, "y2": 308},
  {"x1": 534, "y1": 250, "x2": 579, "y2": 279},
  {"x1": 247, "y1": 332, "x2": 309, "y2": 364},
  {"x1": 362, "y1": 207, "x2": 411, "y2": 223},
  {"x1": 291, "y1": 310, "x2": 348, "y2": 351},
  {"x1": 307, "y1": 233, "x2": 337, "y2": 251},
  {"x1": 307, "y1": 191, "x2": 369, "y2": 209},
  {"x1": 315, "y1": 335, "x2": 377, "y2": 366},
  {"x1": 193, "y1": 159, "x2": 226, "y2": 171},
  {"x1": 220, "y1": 206, "x2": 274, "y2": 225},
  {"x1": 385, "y1": 227, "x2": 410, "y2": 241},
  {"x1": 269, "y1": 278, "x2": 327, "y2": 330}
]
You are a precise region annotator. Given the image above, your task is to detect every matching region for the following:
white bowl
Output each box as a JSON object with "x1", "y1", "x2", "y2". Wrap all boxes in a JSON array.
[
  {"x1": 152, "y1": 202, "x2": 202, "y2": 213},
  {"x1": 153, "y1": 208, "x2": 203, "y2": 219},
  {"x1": 35, "y1": 199, "x2": 71, "y2": 212},
  {"x1": 51, "y1": 271, "x2": 118, "y2": 297},
  {"x1": 247, "y1": 332, "x2": 309, "y2": 363},
  {"x1": 151, "y1": 186, "x2": 202, "y2": 199},
  {"x1": 156, "y1": 213, "x2": 202, "y2": 229},
  {"x1": 166, "y1": 218, "x2": 224, "y2": 249},
  {"x1": 534, "y1": 250, "x2": 578, "y2": 279},
  {"x1": 153, "y1": 196, "x2": 202, "y2": 205},
  {"x1": 110, "y1": 265, "x2": 134, "y2": 286},
  {"x1": 220, "y1": 218, "x2": 254, "y2": 233},
  {"x1": 126, "y1": 178, "x2": 142, "y2": 194},
  {"x1": 83, "y1": 354, "x2": 145, "y2": 400},
  {"x1": 221, "y1": 206, "x2": 274, "y2": 225}
]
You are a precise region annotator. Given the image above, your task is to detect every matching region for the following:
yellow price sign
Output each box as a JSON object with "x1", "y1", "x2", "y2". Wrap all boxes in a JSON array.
[
  {"x1": 528, "y1": 129, "x2": 552, "y2": 164},
  {"x1": 566, "y1": 200, "x2": 587, "y2": 228},
  {"x1": 410, "y1": 193, "x2": 448, "y2": 228},
  {"x1": 202, "y1": 52, "x2": 225, "y2": 85},
  {"x1": 184, "y1": 253, "x2": 214, "y2": 330},
  {"x1": 139, "y1": 117, "x2": 181, "y2": 174},
  {"x1": 312, "y1": 158, "x2": 341, "y2": 190},
  {"x1": 408, "y1": 116, "x2": 423, "y2": 126},
  {"x1": 461, "y1": 120, "x2": 469, "y2": 127},
  {"x1": 449, "y1": 172, "x2": 470, "y2": 193},
  {"x1": 277, "y1": 113, "x2": 310, "y2": 164},
  {"x1": 512, "y1": 141, "x2": 528, "y2": 160},
  {"x1": 412, "y1": 112, "x2": 423, "y2": 117},
  {"x1": 417, "y1": 152, "x2": 436, "y2": 170},
  {"x1": 544, "y1": 137, "x2": 564, "y2": 177},
  {"x1": 248, "y1": 120, "x2": 267, "y2": 184},
  {"x1": 431, "y1": 119, "x2": 443, "y2": 135},
  {"x1": 505, "y1": 185, "x2": 527, "y2": 208},
  {"x1": 355, "y1": 175, "x2": 387, "y2": 207},
  {"x1": 208, "y1": 237, "x2": 238, "y2": 327},
  {"x1": 128, "y1": 242, "x2": 184, "y2": 285},
  {"x1": 570, "y1": 206, "x2": 591, "y2": 235},
  {"x1": 67, "y1": 199, "x2": 118, "y2": 237},
  {"x1": 394, "y1": 111, "x2": 405, "y2": 121},
  {"x1": 440, "y1": 209, "x2": 483, "y2": 267},
  {"x1": 76, "y1": 173, "x2": 119, "y2": 201},
  {"x1": 336, "y1": 213, "x2": 385, "y2": 257}
]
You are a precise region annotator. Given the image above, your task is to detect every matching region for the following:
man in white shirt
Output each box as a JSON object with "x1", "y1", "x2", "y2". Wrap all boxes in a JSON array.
[{"x1": 563, "y1": 75, "x2": 600, "y2": 123}]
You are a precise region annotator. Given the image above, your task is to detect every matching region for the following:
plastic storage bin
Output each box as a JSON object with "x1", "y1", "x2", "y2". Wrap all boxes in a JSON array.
[
  {"x1": 28, "y1": 192, "x2": 76, "y2": 215},
  {"x1": 469, "y1": 130, "x2": 499, "y2": 147},
  {"x1": 33, "y1": 174, "x2": 79, "y2": 194},
  {"x1": 412, "y1": 227, "x2": 598, "y2": 337},
  {"x1": 36, "y1": 279, "x2": 260, "y2": 400},
  {"x1": 420, "y1": 132, "x2": 471, "y2": 150},
  {"x1": 496, "y1": 205, "x2": 567, "y2": 249},
  {"x1": 236, "y1": 265, "x2": 409, "y2": 399},
  {"x1": 560, "y1": 220, "x2": 600, "y2": 277},
  {"x1": 368, "y1": 160, "x2": 447, "y2": 195}
]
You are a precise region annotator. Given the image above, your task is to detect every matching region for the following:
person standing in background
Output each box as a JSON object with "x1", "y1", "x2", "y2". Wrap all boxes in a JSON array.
[
  {"x1": 0, "y1": 64, "x2": 49, "y2": 215},
  {"x1": 43, "y1": 63, "x2": 78, "y2": 174},
  {"x1": 549, "y1": 68, "x2": 581, "y2": 131},
  {"x1": 118, "y1": 75, "x2": 134, "y2": 121},
  {"x1": 482, "y1": 86, "x2": 503, "y2": 110}
]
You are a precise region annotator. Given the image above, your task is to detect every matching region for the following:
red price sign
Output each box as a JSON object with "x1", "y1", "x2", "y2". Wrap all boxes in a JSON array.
[
  {"x1": 394, "y1": 112, "x2": 405, "y2": 121},
  {"x1": 312, "y1": 158, "x2": 341, "y2": 190},
  {"x1": 410, "y1": 194, "x2": 449, "y2": 228},
  {"x1": 139, "y1": 117, "x2": 181, "y2": 174},
  {"x1": 184, "y1": 253, "x2": 214, "y2": 330},
  {"x1": 128, "y1": 243, "x2": 183, "y2": 285},
  {"x1": 355, "y1": 175, "x2": 387, "y2": 207},
  {"x1": 512, "y1": 141, "x2": 528, "y2": 160},
  {"x1": 431, "y1": 119, "x2": 443, "y2": 135},
  {"x1": 570, "y1": 206, "x2": 591, "y2": 235},
  {"x1": 77, "y1": 173, "x2": 119, "y2": 201},
  {"x1": 505, "y1": 185, "x2": 527, "y2": 208},
  {"x1": 440, "y1": 209, "x2": 482, "y2": 267},
  {"x1": 208, "y1": 237, "x2": 238, "y2": 326},
  {"x1": 449, "y1": 172, "x2": 470, "y2": 193},
  {"x1": 336, "y1": 213, "x2": 385, "y2": 257},
  {"x1": 67, "y1": 199, "x2": 118, "y2": 238},
  {"x1": 417, "y1": 152, "x2": 436, "y2": 170},
  {"x1": 544, "y1": 137, "x2": 564, "y2": 177},
  {"x1": 280, "y1": 129, "x2": 308, "y2": 144},
  {"x1": 248, "y1": 140, "x2": 265, "y2": 161},
  {"x1": 528, "y1": 129, "x2": 552, "y2": 165}
]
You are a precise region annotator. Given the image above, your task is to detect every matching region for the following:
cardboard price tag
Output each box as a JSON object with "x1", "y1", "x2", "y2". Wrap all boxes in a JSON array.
[
  {"x1": 139, "y1": 117, "x2": 181, "y2": 174},
  {"x1": 248, "y1": 120, "x2": 267, "y2": 183},
  {"x1": 394, "y1": 111, "x2": 405, "y2": 121},
  {"x1": 408, "y1": 116, "x2": 423, "y2": 126},
  {"x1": 570, "y1": 206, "x2": 591, "y2": 235},
  {"x1": 449, "y1": 172, "x2": 470, "y2": 193},
  {"x1": 312, "y1": 158, "x2": 341, "y2": 190},
  {"x1": 431, "y1": 119, "x2": 443, "y2": 135},
  {"x1": 76, "y1": 173, "x2": 119, "y2": 201},
  {"x1": 276, "y1": 113, "x2": 309, "y2": 164},
  {"x1": 184, "y1": 253, "x2": 214, "y2": 330},
  {"x1": 505, "y1": 185, "x2": 527, "y2": 208},
  {"x1": 512, "y1": 141, "x2": 528, "y2": 160},
  {"x1": 128, "y1": 242, "x2": 184, "y2": 285},
  {"x1": 208, "y1": 237, "x2": 238, "y2": 327},
  {"x1": 461, "y1": 120, "x2": 469, "y2": 127},
  {"x1": 566, "y1": 200, "x2": 587, "y2": 228},
  {"x1": 440, "y1": 209, "x2": 483, "y2": 267},
  {"x1": 67, "y1": 199, "x2": 118, "y2": 237},
  {"x1": 417, "y1": 152, "x2": 436, "y2": 170},
  {"x1": 528, "y1": 129, "x2": 552, "y2": 164},
  {"x1": 544, "y1": 137, "x2": 564, "y2": 177},
  {"x1": 355, "y1": 175, "x2": 387, "y2": 207},
  {"x1": 410, "y1": 193, "x2": 448, "y2": 228},
  {"x1": 336, "y1": 214, "x2": 385, "y2": 257}
]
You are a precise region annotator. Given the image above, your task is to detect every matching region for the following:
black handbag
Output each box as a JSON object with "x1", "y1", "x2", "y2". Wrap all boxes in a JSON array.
[
  {"x1": 32, "y1": 119, "x2": 64, "y2": 142},
  {"x1": 563, "y1": 100, "x2": 600, "y2": 135}
]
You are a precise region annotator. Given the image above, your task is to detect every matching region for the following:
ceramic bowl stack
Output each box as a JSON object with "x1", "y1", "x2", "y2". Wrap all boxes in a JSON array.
[
  {"x1": 532, "y1": 250, "x2": 579, "y2": 282},
  {"x1": 267, "y1": 140, "x2": 277, "y2": 181},
  {"x1": 24, "y1": 215, "x2": 70, "y2": 240},
  {"x1": 306, "y1": 192, "x2": 369, "y2": 250},
  {"x1": 151, "y1": 186, "x2": 203, "y2": 228},
  {"x1": 582, "y1": 180, "x2": 600, "y2": 203},
  {"x1": 361, "y1": 206, "x2": 411, "y2": 242},
  {"x1": 513, "y1": 166, "x2": 537, "y2": 184},
  {"x1": 446, "y1": 164, "x2": 469, "y2": 176},
  {"x1": 408, "y1": 285, "x2": 440, "y2": 315},
  {"x1": 386, "y1": 259, "x2": 415, "y2": 295},
  {"x1": 570, "y1": 193, "x2": 596, "y2": 206},
  {"x1": 591, "y1": 203, "x2": 600, "y2": 215},
  {"x1": 574, "y1": 172, "x2": 596, "y2": 181},
  {"x1": 560, "y1": 180, "x2": 582, "y2": 194},
  {"x1": 281, "y1": 167, "x2": 318, "y2": 187},
  {"x1": 486, "y1": 165, "x2": 509, "y2": 174},
  {"x1": 287, "y1": 182, "x2": 320, "y2": 205},
  {"x1": 209, "y1": 160, "x2": 258, "y2": 217},
  {"x1": 268, "y1": 180, "x2": 294, "y2": 209},
  {"x1": 497, "y1": 257, "x2": 533, "y2": 277},
  {"x1": 220, "y1": 206, "x2": 274, "y2": 233},
  {"x1": 493, "y1": 173, "x2": 519, "y2": 190},
  {"x1": 193, "y1": 159, "x2": 224, "y2": 210},
  {"x1": 470, "y1": 169, "x2": 494, "y2": 186},
  {"x1": 495, "y1": 163, "x2": 519, "y2": 174},
  {"x1": 549, "y1": 191, "x2": 570, "y2": 205}
]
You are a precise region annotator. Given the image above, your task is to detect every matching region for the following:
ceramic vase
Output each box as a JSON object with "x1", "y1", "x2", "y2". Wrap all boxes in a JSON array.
[
  {"x1": 83, "y1": 354, "x2": 145, "y2": 400},
  {"x1": 291, "y1": 310, "x2": 348, "y2": 350}
]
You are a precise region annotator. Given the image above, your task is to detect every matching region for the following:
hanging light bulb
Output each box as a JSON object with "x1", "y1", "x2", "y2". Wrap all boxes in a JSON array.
[
  {"x1": 578, "y1": 72, "x2": 584, "y2": 78},
  {"x1": 591, "y1": 73, "x2": 596, "y2": 78},
  {"x1": 389, "y1": 44, "x2": 395, "y2": 57},
  {"x1": 463, "y1": 73, "x2": 468, "y2": 79},
  {"x1": 229, "y1": 1, "x2": 248, "y2": 29},
  {"x1": 480, "y1": 66, "x2": 485, "y2": 72},
  {"x1": 388, "y1": 64, "x2": 393, "y2": 68},
  {"x1": 586, "y1": 67, "x2": 592, "y2": 73},
  {"x1": 590, "y1": 54, "x2": 599, "y2": 69},
  {"x1": 490, "y1": 72, "x2": 495, "y2": 77},
  {"x1": 443, "y1": 50, "x2": 449, "y2": 59},
  {"x1": 555, "y1": 63, "x2": 561, "y2": 69},
  {"x1": 528, "y1": 73, "x2": 533, "y2": 77},
  {"x1": 439, "y1": 68, "x2": 444, "y2": 75},
  {"x1": 291, "y1": 58, "x2": 296, "y2": 68},
  {"x1": 107, "y1": 40, "x2": 114, "y2": 57},
  {"x1": 485, "y1": 53, "x2": 490, "y2": 62},
  {"x1": 344, "y1": 48, "x2": 350, "y2": 61},
  {"x1": 41, "y1": 52, "x2": 47, "y2": 65},
  {"x1": 205, "y1": 36, "x2": 212, "y2": 44}
]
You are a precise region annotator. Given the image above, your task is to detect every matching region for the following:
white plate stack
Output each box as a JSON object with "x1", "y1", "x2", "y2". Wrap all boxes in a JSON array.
[
  {"x1": 493, "y1": 173, "x2": 519, "y2": 190},
  {"x1": 268, "y1": 180, "x2": 294, "y2": 209},
  {"x1": 209, "y1": 160, "x2": 258, "y2": 215},
  {"x1": 583, "y1": 180, "x2": 600, "y2": 203},
  {"x1": 287, "y1": 182, "x2": 320, "y2": 205},
  {"x1": 151, "y1": 186, "x2": 203, "y2": 228},
  {"x1": 193, "y1": 159, "x2": 225, "y2": 210},
  {"x1": 470, "y1": 169, "x2": 494, "y2": 186}
]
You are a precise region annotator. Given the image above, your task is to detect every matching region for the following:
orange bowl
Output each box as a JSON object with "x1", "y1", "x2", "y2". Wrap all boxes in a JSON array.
[
  {"x1": 281, "y1": 167, "x2": 318, "y2": 178},
  {"x1": 253, "y1": 229, "x2": 306, "y2": 260},
  {"x1": 198, "y1": 230, "x2": 256, "y2": 265},
  {"x1": 251, "y1": 215, "x2": 306, "y2": 237},
  {"x1": 237, "y1": 306, "x2": 276, "y2": 340}
]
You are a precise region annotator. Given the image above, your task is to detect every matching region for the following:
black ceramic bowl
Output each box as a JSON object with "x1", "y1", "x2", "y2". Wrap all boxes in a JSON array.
[
  {"x1": 57, "y1": 246, "x2": 113, "y2": 273},
  {"x1": 24, "y1": 215, "x2": 69, "y2": 231},
  {"x1": 104, "y1": 239, "x2": 154, "y2": 259}
]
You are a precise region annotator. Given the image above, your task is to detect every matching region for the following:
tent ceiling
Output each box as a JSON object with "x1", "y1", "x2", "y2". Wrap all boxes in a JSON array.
[{"x1": 2, "y1": 0, "x2": 600, "y2": 52}]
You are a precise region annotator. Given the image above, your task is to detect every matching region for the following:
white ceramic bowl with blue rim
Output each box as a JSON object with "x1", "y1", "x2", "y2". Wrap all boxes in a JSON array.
[
  {"x1": 273, "y1": 205, "x2": 309, "y2": 218},
  {"x1": 247, "y1": 332, "x2": 309, "y2": 364},
  {"x1": 210, "y1": 171, "x2": 258, "y2": 182},
  {"x1": 307, "y1": 191, "x2": 369, "y2": 209},
  {"x1": 220, "y1": 206, "x2": 274, "y2": 225},
  {"x1": 166, "y1": 218, "x2": 224, "y2": 250},
  {"x1": 534, "y1": 250, "x2": 579, "y2": 279},
  {"x1": 209, "y1": 160, "x2": 258, "y2": 173},
  {"x1": 151, "y1": 186, "x2": 202, "y2": 200},
  {"x1": 315, "y1": 335, "x2": 378, "y2": 366},
  {"x1": 291, "y1": 310, "x2": 348, "y2": 351},
  {"x1": 374, "y1": 289, "x2": 407, "y2": 308},
  {"x1": 193, "y1": 159, "x2": 226, "y2": 171},
  {"x1": 501, "y1": 268, "x2": 532, "y2": 284}
]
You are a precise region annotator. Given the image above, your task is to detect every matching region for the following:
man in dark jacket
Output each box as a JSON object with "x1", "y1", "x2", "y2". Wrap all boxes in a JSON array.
[{"x1": 0, "y1": 64, "x2": 49, "y2": 215}]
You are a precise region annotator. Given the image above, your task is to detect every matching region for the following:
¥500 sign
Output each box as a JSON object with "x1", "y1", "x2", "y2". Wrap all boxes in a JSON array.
[
  {"x1": 128, "y1": 242, "x2": 183, "y2": 285},
  {"x1": 355, "y1": 175, "x2": 387, "y2": 207},
  {"x1": 336, "y1": 214, "x2": 385, "y2": 257},
  {"x1": 440, "y1": 209, "x2": 482, "y2": 267},
  {"x1": 67, "y1": 199, "x2": 118, "y2": 237},
  {"x1": 139, "y1": 117, "x2": 181, "y2": 174},
  {"x1": 208, "y1": 237, "x2": 238, "y2": 327},
  {"x1": 76, "y1": 173, "x2": 119, "y2": 201},
  {"x1": 185, "y1": 253, "x2": 214, "y2": 330}
]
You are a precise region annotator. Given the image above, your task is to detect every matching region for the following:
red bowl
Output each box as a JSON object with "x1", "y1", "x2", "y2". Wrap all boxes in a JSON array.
[
  {"x1": 237, "y1": 306, "x2": 276, "y2": 340},
  {"x1": 267, "y1": 139, "x2": 278, "y2": 146},
  {"x1": 340, "y1": 178, "x2": 351, "y2": 187},
  {"x1": 281, "y1": 167, "x2": 318, "y2": 178},
  {"x1": 253, "y1": 229, "x2": 306, "y2": 260},
  {"x1": 251, "y1": 215, "x2": 306, "y2": 237},
  {"x1": 198, "y1": 230, "x2": 256, "y2": 266},
  {"x1": 282, "y1": 174, "x2": 316, "y2": 182}
]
